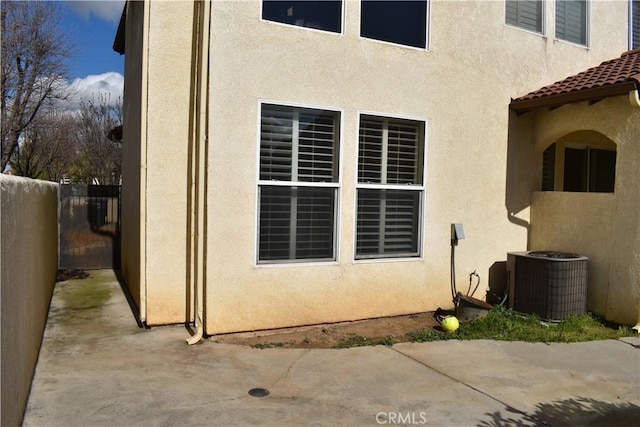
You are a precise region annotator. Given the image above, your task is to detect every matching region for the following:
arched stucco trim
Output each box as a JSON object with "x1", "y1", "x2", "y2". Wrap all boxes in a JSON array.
[{"x1": 531, "y1": 98, "x2": 630, "y2": 152}]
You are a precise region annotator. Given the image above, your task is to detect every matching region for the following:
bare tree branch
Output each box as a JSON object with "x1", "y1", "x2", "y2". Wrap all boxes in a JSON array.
[{"x1": 1, "y1": 1, "x2": 72, "y2": 172}]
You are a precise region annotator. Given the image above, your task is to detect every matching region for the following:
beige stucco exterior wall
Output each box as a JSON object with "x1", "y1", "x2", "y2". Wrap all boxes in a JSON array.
[
  {"x1": 199, "y1": 1, "x2": 629, "y2": 334},
  {"x1": 142, "y1": 1, "x2": 193, "y2": 325},
  {"x1": 526, "y1": 96, "x2": 640, "y2": 326},
  {"x1": 1, "y1": 175, "x2": 58, "y2": 427},
  {"x1": 120, "y1": 0, "x2": 144, "y2": 314},
  {"x1": 530, "y1": 192, "x2": 614, "y2": 316},
  {"x1": 120, "y1": 1, "x2": 194, "y2": 325}
]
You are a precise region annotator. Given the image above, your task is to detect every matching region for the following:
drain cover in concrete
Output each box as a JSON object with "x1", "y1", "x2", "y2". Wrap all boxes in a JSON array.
[{"x1": 248, "y1": 388, "x2": 270, "y2": 397}]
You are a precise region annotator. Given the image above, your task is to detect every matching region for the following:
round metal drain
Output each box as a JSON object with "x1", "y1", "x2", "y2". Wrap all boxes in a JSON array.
[{"x1": 248, "y1": 387, "x2": 270, "y2": 397}]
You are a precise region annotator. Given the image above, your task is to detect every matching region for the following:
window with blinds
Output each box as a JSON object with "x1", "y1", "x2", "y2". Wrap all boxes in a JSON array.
[
  {"x1": 506, "y1": 0, "x2": 543, "y2": 33},
  {"x1": 258, "y1": 104, "x2": 340, "y2": 263},
  {"x1": 556, "y1": 0, "x2": 587, "y2": 46},
  {"x1": 632, "y1": 0, "x2": 640, "y2": 49},
  {"x1": 356, "y1": 115, "x2": 425, "y2": 259}
]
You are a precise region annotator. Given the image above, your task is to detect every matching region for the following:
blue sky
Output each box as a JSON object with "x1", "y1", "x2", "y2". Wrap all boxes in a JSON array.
[{"x1": 59, "y1": 0, "x2": 125, "y2": 108}]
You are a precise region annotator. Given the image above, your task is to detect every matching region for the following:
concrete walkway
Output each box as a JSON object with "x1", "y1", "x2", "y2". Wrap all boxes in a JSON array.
[{"x1": 24, "y1": 270, "x2": 640, "y2": 426}]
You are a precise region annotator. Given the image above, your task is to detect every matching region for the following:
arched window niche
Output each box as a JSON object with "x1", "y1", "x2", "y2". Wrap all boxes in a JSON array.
[{"x1": 541, "y1": 131, "x2": 617, "y2": 193}]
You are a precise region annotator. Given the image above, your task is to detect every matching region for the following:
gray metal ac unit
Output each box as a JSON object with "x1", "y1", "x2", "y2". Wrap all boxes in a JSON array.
[{"x1": 507, "y1": 251, "x2": 588, "y2": 321}]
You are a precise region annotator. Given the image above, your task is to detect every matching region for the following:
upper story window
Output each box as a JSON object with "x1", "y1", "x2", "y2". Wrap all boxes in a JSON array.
[
  {"x1": 632, "y1": 0, "x2": 640, "y2": 49},
  {"x1": 555, "y1": 0, "x2": 588, "y2": 46},
  {"x1": 356, "y1": 114, "x2": 425, "y2": 260},
  {"x1": 360, "y1": 1, "x2": 428, "y2": 49},
  {"x1": 506, "y1": 0, "x2": 543, "y2": 33},
  {"x1": 261, "y1": 1, "x2": 343, "y2": 33},
  {"x1": 258, "y1": 104, "x2": 341, "y2": 263}
]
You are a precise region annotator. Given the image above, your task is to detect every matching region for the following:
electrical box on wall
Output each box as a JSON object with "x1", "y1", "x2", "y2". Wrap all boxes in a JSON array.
[{"x1": 451, "y1": 223, "x2": 464, "y2": 245}]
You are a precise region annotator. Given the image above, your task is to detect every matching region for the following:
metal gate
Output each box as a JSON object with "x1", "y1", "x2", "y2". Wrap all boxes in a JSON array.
[{"x1": 59, "y1": 185, "x2": 121, "y2": 269}]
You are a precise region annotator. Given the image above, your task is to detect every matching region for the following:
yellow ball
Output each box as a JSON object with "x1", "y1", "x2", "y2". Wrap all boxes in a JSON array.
[{"x1": 441, "y1": 315, "x2": 459, "y2": 332}]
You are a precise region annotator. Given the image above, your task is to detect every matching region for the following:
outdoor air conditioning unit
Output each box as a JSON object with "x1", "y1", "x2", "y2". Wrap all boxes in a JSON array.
[{"x1": 507, "y1": 251, "x2": 588, "y2": 321}]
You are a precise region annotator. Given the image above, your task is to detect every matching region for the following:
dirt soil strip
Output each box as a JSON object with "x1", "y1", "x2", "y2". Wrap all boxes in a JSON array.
[{"x1": 209, "y1": 312, "x2": 442, "y2": 349}]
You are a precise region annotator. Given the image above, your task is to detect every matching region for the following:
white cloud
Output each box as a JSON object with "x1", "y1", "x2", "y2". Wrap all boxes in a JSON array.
[
  {"x1": 61, "y1": 72, "x2": 124, "y2": 110},
  {"x1": 66, "y1": 0, "x2": 125, "y2": 24}
]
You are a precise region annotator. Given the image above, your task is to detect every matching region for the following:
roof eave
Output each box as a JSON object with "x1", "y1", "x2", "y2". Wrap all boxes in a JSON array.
[
  {"x1": 113, "y1": 3, "x2": 126, "y2": 55},
  {"x1": 510, "y1": 81, "x2": 638, "y2": 114}
]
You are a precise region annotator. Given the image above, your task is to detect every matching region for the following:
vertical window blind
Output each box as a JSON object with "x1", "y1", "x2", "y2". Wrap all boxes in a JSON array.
[
  {"x1": 356, "y1": 116, "x2": 424, "y2": 259},
  {"x1": 506, "y1": 0, "x2": 543, "y2": 33},
  {"x1": 633, "y1": 0, "x2": 640, "y2": 49},
  {"x1": 258, "y1": 104, "x2": 339, "y2": 262},
  {"x1": 556, "y1": 0, "x2": 587, "y2": 45}
]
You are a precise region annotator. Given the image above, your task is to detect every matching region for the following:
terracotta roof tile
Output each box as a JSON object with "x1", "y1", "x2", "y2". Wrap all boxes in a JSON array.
[{"x1": 513, "y1": 49, "x2": 640, "y2": 105}]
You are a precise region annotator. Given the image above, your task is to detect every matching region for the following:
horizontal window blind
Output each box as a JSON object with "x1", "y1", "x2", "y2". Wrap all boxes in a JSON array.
[
  {"x1": 356, "y1": 115, "x2": 424, "y2": 259},
  {"x1": 258, "y1": 104, "x2": 339, "y2": 263},
  {"x1": 259, "y1": 186, "x2": 336, "y2": 261},
  {"x1": 356, "y1": 189, "x2": 420, "y2": 258}
]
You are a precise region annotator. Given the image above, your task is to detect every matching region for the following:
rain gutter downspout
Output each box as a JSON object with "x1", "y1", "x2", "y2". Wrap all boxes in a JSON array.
[
  {"x1": 139, "y1": 0, "x2": 151, "y2": 323},
  {"x1": 629, "y1": 88, "x2": 640, "y2": 107},
  {"x1": 186, "y1": 0, "x2": 210, "y2": 345}
]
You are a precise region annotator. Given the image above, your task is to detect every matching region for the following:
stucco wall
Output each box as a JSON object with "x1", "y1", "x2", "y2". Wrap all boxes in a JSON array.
[
  {"x1": 527, "y1": 95, "x2": 640, "y2": 326},
  {"x1": 120, "y1": 1, "x2": 194, "y2": 325},
  {"x1": 0, "y1": 175, "x2": 58, "y2": 427},
  {"x1": 142, "y1": 1, "x2": 193, "y2": 325},
  {"x1": 530, "y1": 192, "x2": 614, "y2": 316},
  {"x1": 199, "y1": 1, "x2": 629, "y2": 333},
  {"x1": 120, "y1": 0, "x2": 145, "y2": 317}
]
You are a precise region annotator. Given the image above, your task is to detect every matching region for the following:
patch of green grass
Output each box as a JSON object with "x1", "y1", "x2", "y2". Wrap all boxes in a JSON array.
[
  {"x1": 334, "y1": 334, "x2": 395, "y2": 349},
  {"x1": 409, "y1": 306, "x2": 635, "y2": 343},
  {"x1": 252, "y1": 342, "x2": 285, "y2": 349}
]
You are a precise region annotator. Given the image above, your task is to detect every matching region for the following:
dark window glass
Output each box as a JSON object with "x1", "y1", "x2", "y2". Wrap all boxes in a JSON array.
[
  {"x1": 262, "y1": 1, "x2": 342, "y2": 33},
  {"x1": 589, "y1": 149, "x2": 616, "y2": 193},
  {"x1": 563, "y1": 147, "x2": 588, "y2": 191},
  {"x1": 360, "y1": 1, "x2": 427, "y2": 48},
  {"x1": 562, "y1": 147, "x2": 616, "y2": 193}
]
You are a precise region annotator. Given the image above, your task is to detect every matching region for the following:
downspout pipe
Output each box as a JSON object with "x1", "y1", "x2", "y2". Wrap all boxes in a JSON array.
[
  {"x1": 186, "y1": 0, "x2": 210, "y2": 345},
  {"x1": 629, "y1": 88, "x2": 640, "y2": 108}
]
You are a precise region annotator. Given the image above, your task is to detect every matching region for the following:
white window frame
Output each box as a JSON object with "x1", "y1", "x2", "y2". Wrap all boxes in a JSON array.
[
  {"x1": 255, "y1": 101, "x2": 343, "y2": 266},
  {"x1": 359, "y1": 0, "x2": 431, "y2": 51},
  {"x1": 554, "y1": 0, "x2": 589, "y2": 47},
  {"x1": 354, "y1": 111, "x2": 427, "y2": 262},
  {"x1": 505, "y1": 0, "x2": 545, "y2": 35},
  {"x1": 260, "y1": 0, "x2": 346, "y2": 36}
]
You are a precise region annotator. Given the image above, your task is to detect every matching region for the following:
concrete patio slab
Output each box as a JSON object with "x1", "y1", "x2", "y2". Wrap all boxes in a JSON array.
[{"x1": 23, "y1": 270, "x2": 640, "y2": 426}]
